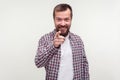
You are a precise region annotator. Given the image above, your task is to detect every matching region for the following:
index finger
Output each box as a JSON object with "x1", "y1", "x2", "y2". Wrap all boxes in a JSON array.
[{"x1": 54, "y1": 31, "x2": 61, "y2": 38}]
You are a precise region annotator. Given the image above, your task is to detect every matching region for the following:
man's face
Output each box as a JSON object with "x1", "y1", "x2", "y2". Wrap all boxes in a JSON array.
[{"x1": 54, "y1": 9, "x2": 72, "y2": 37}]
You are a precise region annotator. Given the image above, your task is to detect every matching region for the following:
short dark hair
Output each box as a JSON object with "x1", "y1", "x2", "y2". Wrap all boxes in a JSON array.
[{"x1": 53, "y1": 3, "x2": 73, "y2": 19}]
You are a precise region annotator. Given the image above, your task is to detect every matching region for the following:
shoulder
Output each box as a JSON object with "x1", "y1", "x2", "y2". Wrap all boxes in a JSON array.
[
  {"x1": 39, "y1": 30, "x2": 55, "y2": 42},
  {"x1": 69, "y1": 32, "x2": 82, "y2": 41},
  {"x1": 69, "y1": 32, "x2": 84, "y2": 44}
]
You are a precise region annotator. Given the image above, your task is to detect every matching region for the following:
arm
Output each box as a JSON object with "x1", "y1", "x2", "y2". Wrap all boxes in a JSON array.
[
  {"x1": 81, "y1": 44, "x2": 90, "y2": 80},
  {"x1": 35, "y1": 36, "x2": 59, "y2": 68}
]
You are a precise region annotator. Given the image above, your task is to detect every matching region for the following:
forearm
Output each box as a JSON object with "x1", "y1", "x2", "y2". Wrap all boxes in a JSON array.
[{"x1": 35, "y1": 41, "x2": 59, "y2": 68}]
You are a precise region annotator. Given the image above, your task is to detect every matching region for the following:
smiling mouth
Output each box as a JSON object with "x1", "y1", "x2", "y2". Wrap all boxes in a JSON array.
[{"x1": 59, "y1": 27, "x2": 67, "y2": 32}]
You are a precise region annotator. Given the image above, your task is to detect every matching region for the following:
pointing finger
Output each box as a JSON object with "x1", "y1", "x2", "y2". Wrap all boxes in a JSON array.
[{"x1": 54, "y1": 31, "x2": 61, "y2": 38}]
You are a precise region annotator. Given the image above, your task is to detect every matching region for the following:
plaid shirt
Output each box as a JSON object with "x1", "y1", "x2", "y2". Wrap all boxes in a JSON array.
[{"x1": 35, "y1": 30, "x2": 89, "y2": 80}]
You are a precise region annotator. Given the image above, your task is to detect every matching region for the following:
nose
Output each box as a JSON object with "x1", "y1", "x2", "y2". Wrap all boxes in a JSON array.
[{"x1": 61, "y1": 20, "x2": 65, "y2": 26}]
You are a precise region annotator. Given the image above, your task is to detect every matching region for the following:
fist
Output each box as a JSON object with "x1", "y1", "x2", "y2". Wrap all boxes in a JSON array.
[{"x1": 53, "y1": 31, "x2": 65, "y2": 48}]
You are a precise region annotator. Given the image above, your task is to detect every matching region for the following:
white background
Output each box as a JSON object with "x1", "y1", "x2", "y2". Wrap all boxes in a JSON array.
[{"x1": 0, "y1": 0, "x2": 120, "y2": 80}]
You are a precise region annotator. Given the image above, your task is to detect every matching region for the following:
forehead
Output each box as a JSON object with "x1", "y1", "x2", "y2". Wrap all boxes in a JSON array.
[{"x1": 55, "y1": 9, "x2": 71, "y2": 18}]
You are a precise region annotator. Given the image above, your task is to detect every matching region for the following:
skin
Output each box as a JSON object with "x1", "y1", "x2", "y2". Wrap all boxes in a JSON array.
[{"x1": 53, "y1": 8, "x2": 72, "y2": 48}]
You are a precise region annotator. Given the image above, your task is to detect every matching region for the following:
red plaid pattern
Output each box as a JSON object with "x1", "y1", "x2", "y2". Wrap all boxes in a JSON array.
[{"x1": 35, "y1": 30, "x2": 89, "y2": 80}]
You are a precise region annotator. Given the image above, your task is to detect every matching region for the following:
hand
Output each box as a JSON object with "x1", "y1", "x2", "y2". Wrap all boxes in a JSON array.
[{"x1": 53, "y1": 31, "x2": 65, "y2": 48}]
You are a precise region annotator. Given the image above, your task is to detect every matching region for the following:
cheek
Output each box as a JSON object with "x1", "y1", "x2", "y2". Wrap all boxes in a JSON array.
[
  {"x1": 66, "y1": 21, "x2": 71, "y2": 25},
  {"x1": 66, "y1": 23, "x2": 71, "y2": 28},
  {"x1": 54, "y1": 21, "x2": 60, "y2": 26}
]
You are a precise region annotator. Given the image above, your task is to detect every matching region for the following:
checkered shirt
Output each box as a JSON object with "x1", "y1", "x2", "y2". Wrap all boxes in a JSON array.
[{"x1": 35, "y1": 30, "x2": 89, "y2": 80}]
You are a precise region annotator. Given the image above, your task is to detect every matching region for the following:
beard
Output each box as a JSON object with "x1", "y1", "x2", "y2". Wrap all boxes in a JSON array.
[{"x1": 56, "y1": 24, "x2": 70, "y2": 37}]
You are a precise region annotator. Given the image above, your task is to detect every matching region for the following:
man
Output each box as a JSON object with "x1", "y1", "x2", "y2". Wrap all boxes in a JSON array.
[{"x1": 35, "y1": 3, "x2": 89, "y2": 80}]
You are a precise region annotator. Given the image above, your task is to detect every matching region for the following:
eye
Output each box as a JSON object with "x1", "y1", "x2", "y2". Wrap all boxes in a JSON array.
[
  {"x1": 65, "y1": 18, "x2": 70, "y2": 22},
  {"x1": 56, "y1": 18, "x2": 62, "y2": 22}
]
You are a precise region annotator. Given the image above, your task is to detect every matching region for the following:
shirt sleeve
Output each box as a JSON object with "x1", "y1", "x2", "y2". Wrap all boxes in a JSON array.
[
  {"x1": 81, "y1": 44, "x2": 90, "y2": 80},
  {"x1": 34, "y1": 36, "x2": 59, "y2": 68}
]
